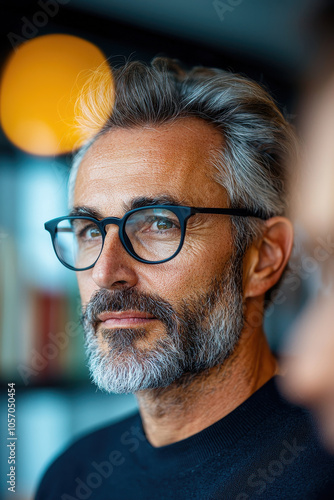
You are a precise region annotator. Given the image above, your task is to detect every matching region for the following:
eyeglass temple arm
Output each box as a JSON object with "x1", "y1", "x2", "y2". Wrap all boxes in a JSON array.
[{"x1": 191, "y1": 207, "x2": 269, "y2": 220}]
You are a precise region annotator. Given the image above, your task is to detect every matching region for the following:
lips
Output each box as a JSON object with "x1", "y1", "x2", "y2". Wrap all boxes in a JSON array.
[{"x1": 97, "y1": 310, "x2": 157, "y2": 328}]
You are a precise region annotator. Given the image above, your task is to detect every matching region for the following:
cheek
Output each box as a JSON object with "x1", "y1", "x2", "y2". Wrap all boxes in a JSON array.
[
  {"x1": 145, "y1": 241, "x2": 232, "y2": 302},
  {"x1": 76, "y1": 271, "x2": 96, "y2": 306}
]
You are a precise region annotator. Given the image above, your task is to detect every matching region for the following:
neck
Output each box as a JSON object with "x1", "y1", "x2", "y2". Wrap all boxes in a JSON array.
[{"x1": 135, "y1": 322, "x2": 278, "y2": 447}]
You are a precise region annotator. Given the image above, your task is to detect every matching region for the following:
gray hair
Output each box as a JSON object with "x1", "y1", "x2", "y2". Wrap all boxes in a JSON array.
[{"x1": 69, "y1": 57, "x2": 297, "y2": 299}]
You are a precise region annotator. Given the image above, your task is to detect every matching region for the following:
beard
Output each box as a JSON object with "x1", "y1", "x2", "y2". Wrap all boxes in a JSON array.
[{"x1": 81, "y1": 253, "x2": 245, "y2": 394}]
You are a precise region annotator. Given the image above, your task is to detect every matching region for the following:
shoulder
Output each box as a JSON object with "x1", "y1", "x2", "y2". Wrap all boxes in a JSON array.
[
  {"x1": 248, "y1": 375, "x2": 324, "y2": 438},
  {"x1": 35, "y1": 410, "x2": 141, "y2": 500},
  {"x1": 232, "y1": 375, "x2": 334, "y2": 463},
  {"x1": 249, "y1": 377, "x2": 334, "y2": 478},
  {"x1": 54, "y1": 410, "x2": 141, "y2": 459}
]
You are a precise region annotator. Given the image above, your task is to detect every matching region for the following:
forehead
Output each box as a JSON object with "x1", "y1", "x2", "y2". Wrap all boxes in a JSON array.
[{"x1": 74, "y1": 117, "x2": 227, "y2": 212}]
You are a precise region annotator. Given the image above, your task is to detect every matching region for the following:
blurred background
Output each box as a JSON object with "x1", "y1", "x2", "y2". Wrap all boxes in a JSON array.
[{"x1": 0, "y1": 0, "x2": 332, "y2": 498}]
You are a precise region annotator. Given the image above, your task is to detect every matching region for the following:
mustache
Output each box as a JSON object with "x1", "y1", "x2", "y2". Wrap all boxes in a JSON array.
[{"x1": 81, "y1": 288, "x2": 181, "y2": 330}]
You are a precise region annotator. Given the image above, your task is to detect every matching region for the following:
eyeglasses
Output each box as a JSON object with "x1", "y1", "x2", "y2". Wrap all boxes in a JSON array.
[{"x1": 44, "y1": 204, "x2": 267, "y2": 270}]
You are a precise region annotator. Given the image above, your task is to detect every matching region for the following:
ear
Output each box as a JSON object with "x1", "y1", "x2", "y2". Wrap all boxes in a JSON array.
[{"x1": 243, "y1": 217, "x2": 294, "y2": 299}]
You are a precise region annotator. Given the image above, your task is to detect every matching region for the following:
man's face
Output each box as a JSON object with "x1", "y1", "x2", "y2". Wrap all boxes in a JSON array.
[{"x1": 74, "y1": 118, "x2": 245, "y2": 393}]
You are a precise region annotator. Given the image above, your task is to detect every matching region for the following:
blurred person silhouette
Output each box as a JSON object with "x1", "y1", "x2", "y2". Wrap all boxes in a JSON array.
[{"x1": 279, "y1": 0, "x2": 334, "y2": 453}]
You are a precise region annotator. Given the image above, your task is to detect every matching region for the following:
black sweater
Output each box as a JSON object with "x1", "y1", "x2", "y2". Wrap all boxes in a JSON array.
[{"x1": 35, "y1": 376, "x2": 334, "y2": 499}]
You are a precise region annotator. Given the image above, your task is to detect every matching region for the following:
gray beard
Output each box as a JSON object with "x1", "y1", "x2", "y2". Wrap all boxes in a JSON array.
[{"x1": 82, "y1": 254, "x2": 244, "y2": 394}]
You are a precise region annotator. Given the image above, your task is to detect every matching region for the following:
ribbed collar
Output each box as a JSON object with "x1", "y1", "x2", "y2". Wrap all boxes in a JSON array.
[{"x1": 134, "y1": 375, "x2": 291, "y2": 471}]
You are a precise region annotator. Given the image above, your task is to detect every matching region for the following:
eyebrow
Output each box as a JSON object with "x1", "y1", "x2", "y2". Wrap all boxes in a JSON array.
[
  {"x1": 69, "y1": 206, "x2": 104, "y2": 218},
  {"x1": 69, "y1": 195, "x2": 188, "y2": 219},
  {"x1": 126, "y1": 195, "x2": 186, "y2": 210}
]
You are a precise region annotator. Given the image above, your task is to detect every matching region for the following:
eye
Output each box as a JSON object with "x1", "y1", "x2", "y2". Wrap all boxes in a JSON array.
[
  {"x1": 125, "y1": 209, "x2": 181, "y2": 237},
  {"x1": 143, "y1": 216, "x2": 179, "y2": 233},
  {"x1": 76, "y1": 224, "x2": 102, "y2": 241},
  {"x1": 84, "y1": 226, "x2": 101, "y2": 239},
  {"x1": 153, "y1": 217, "x2": 176, "y2": 231}
]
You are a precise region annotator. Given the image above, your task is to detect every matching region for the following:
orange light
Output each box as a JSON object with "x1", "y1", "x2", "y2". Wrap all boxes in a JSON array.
[{"x1": 0, "y1": 34, "x2": 114, "y2": 156}]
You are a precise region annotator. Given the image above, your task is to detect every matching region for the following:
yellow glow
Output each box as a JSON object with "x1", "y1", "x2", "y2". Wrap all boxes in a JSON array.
[{"x1": 0, "y1": 34, "x2": 113, "y2": 156}]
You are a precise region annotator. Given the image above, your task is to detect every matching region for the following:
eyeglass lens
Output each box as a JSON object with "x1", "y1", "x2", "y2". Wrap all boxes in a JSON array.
[{"x1": 54, "y1": 208, "x2": 182, "y2": 269}]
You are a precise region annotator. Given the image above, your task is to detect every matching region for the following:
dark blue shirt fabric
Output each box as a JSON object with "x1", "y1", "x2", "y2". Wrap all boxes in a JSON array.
[{"x1": 35, "y1": 376, "x2": 334, "y2": 499}]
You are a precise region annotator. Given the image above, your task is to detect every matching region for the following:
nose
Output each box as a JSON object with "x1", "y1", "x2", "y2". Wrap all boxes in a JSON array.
[{"x1": 91, "y1": 224, "x2": 139, "y2": 290}]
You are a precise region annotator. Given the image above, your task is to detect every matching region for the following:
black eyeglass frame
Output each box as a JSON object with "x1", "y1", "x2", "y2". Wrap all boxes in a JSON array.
[{"x1": 44, "y1": 204, "x2": 268, "y2": 270}]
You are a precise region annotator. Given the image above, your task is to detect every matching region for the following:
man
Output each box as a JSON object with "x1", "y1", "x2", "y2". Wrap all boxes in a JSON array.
[{"x1": 37, "y1": 58, "x2": 334, "y2": 499}]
